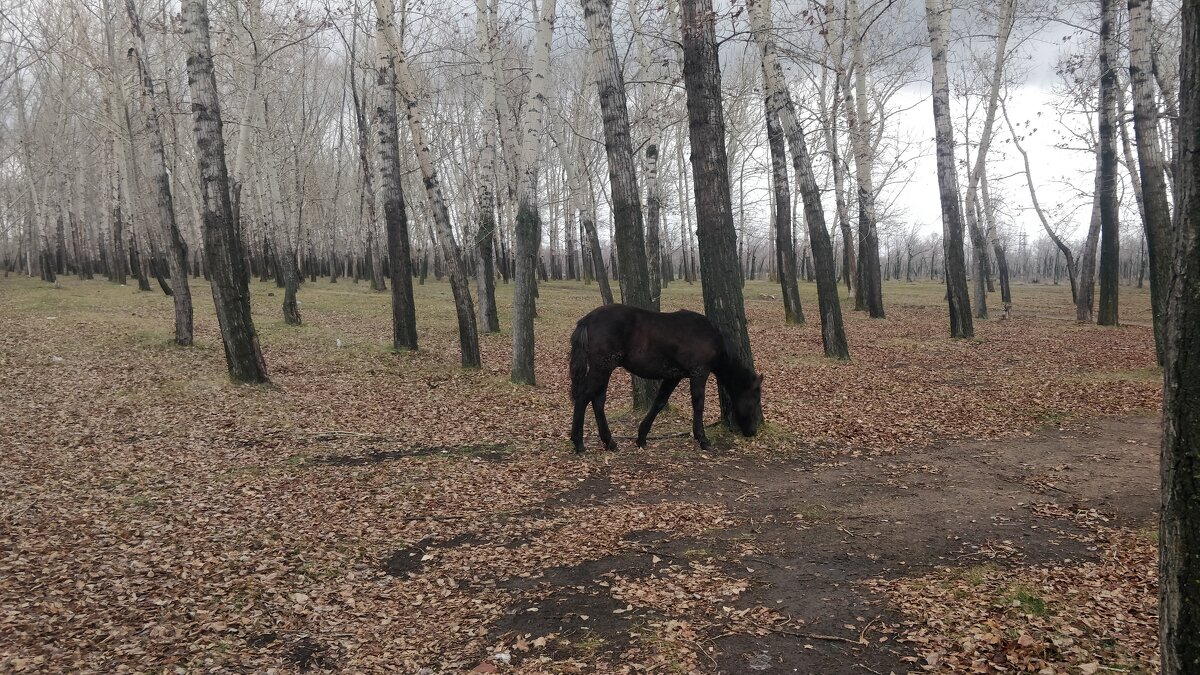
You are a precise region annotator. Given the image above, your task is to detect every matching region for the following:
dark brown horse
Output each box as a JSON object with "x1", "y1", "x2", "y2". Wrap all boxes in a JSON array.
[{"x1": 569, "y1": 304, "x2": 762, "y2": 453}]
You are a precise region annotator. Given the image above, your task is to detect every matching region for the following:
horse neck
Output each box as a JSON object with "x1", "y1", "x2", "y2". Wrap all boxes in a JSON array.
[{"x1": 712, "y1": 352, "x2": 752, "y2": 394}]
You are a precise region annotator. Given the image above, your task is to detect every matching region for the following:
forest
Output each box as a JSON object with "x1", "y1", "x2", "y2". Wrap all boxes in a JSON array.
[{"x1": 1, "y1": 0, "x2": 1198, "y2": 672}]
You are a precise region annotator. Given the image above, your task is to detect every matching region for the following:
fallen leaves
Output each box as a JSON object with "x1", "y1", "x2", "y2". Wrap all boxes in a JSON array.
[
  {"x1": 866, "y1": 522, "x2": 1159, "y2": 673},
  {"x1": 0, "y1": 278, "x2": 1163, "y2": 672}
]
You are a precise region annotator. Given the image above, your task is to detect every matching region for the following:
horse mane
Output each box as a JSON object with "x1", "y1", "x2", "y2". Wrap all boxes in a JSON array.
[{"x1": 713, "y1": 335, "x2": 758, "y2": 394}]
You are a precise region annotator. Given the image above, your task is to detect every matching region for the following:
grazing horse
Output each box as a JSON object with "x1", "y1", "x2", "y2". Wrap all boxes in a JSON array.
[{"x1": 569, "y1": 304, "x2": 762, "y2": 453}]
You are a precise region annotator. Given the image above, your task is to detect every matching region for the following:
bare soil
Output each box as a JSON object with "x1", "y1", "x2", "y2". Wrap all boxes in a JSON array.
[{"x1": 492, "y1": 414, "x2": 1159, "y2": 674}]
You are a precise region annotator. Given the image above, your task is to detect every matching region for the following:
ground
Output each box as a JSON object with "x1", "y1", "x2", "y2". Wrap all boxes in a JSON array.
[{"x1": 0, "y1": 275, "x2": 1161, "y2": 674}]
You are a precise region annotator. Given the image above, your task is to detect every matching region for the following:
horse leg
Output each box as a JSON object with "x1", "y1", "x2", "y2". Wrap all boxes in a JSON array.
[
  {"x1": 571, "y1": 394, "x2": 590, "y2": 453},
  {"x1": 689, "y1": 374, "x2": 711, "y2": 451},
  {"x1": 637, "y1": 378, "x2": 680, "y2": 448},
  {"x1": 592, "y1": 373, "x2": 617, "y2": 451}
]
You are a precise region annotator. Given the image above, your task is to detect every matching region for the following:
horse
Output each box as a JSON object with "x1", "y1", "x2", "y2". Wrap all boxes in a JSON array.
[{"x1": 569, "y1": 304, "x2": 763, "y2": 453}]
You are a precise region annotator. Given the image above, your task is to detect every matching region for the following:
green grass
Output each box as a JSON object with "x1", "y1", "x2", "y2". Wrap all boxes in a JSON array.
[{"x1": 1003, "y1": 584, "x2": 1050, "y2": 617}]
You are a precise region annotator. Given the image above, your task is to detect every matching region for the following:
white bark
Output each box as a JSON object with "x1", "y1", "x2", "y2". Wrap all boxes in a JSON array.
[{"x1": 373, "y1": 0, "x2": 480, "y2": 368}]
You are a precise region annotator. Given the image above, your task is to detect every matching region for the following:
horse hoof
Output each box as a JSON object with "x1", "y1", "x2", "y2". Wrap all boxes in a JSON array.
[
  {"x1": 573, "y1": 446, "x2": 586, "y2": 454},
  {"x1": 698, "y1": 441, "x2": 712, "y2": 452},
  {"x1": 605, "y1": 441, "x2": 619, "y2": 452},
  {"x1": 635, "y1": 437, "x2": 647, "y2": 448}
]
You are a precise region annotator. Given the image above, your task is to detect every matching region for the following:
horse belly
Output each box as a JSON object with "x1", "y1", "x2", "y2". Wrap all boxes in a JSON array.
[{"x1": 623, "y1": 352, "x2": 689, "y2": 380}]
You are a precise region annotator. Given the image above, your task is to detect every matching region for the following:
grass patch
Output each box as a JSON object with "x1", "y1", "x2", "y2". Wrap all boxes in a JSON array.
[{"x1": 1002, "y1": 584, "x2": 1050, "y2": 617}]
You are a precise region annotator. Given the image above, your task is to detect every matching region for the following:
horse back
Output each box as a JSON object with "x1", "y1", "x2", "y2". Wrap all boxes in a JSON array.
[{"x1": 577, "y1": 304, "x2": 722, "y2": 378}]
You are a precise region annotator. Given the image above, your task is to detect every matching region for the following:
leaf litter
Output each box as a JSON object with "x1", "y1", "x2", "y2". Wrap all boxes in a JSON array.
[{"x1": 0, "y1": 279, "x2": 1162, "y2": 672}]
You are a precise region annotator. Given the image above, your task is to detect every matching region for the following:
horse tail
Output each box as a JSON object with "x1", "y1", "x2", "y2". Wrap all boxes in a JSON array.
[{"x1": 570, "y1": 322, "x2": 589, "y2": 400}]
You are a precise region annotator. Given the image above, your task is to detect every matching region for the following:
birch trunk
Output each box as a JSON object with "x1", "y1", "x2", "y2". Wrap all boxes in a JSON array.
[
  {"x1": 347, "y1": 41, "x2": 386, "y2": 294},
  {"x1": 552, "y1": 128, "x2": 613, "y2": 304},
  {"x1": 181, "y1": 0, "x2": 268, "y2": 383},
  {"x1": 766, "y1": 102, "x2": 803, "y2": 325},
  {"x1": 1077, "y1": 147, "x2": 1105, "y2": 322},
  {"x1": 1129, "y1": 0, "x2": 1172, "y2": 363},
  {"x1": 925, "y1": 0, "x2": 973, "y2": 338},
  {"x1": 749, "y1": 0, "x2": 850, "y2": 358},
  {"x1": 257, "y1": 119, "x2": 303, "y2": 326},
  {"x1": 1160, "y1": 6, "x2": 1200, "y2": 669},
  {"x1": 825, "y1": 74, "x2": 856, "y2": 296},
  {"x1": 126, "y1": 0, "x2": 193, "y2": 345},
  {"x1": 583, "y1": 0, "x2": 657, "y2": 409},
  {"x1": 681, "y1": 0, "x2": 764, "y2": 430},
  {"x1": 1097, "y1": 0, "x2": 1121, "y2": 326},
  {"x1": 372, "y1": 51, "x2": 419, "y2": 352},
  {"x1": 960, "y1": 0, "x2": 1014, "y2": 321},
  {"x1": 846, "y1": 0, "x2": 883, "y2": 318},
  {"x1": 374, "y1": 0, "x2": 480, "y2": 367},
  {"x1": 629, "y1": 0, "x2": 662, "y2": 305},
  {"x1": 473, "y1": 0, "x2": 501, "y2": 332},
  {"x1": 511, "y1": 0, "x2": 558, "y2": 385}
]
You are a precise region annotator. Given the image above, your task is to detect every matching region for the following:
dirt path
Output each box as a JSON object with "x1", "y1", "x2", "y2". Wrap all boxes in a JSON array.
[{"x1": 495, "y1": 415, "x2": 1160, "y2": 674}]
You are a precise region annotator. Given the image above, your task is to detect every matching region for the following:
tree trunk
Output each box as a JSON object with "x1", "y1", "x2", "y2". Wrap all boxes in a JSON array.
[
  {"x1": 749, "y1": 0, "x2": 849, "y2": 359},
  {"x1": 1077, "y1": 145, "x2": 1105, "y2": 322},
  {"x1": 845, "y1": 0, "x2": 884, "y2": 318},
  {"x1": 370, "y1": 38, "x2": 419, "y2": 351},
  {"x1": 126, "y1": 0, "x2": 193, "y2": 345},
  {"x1": 510, "y1": 0, "x2": 557, "y2": 385},
  {"x1": 1160, "y1": 6, "x2": 1200, "y2": 670},
  {"x1": 765, "y1": 100, "x2": 803, "y2": 325},
  {"x1": 181, "y1": 0, "x2": 268, "y2": 383},
  {"x1": 583, "y1": 0, "x2": 657, "y2": 409},
  {"x1": 681, "y1": 0, "x2": 764, "y2": 429},
  {"x1": 473, "y1": 0, "x2": 501, "y2": 333},
  {"x1": 375, "y1": 0, "x2": 479, "y2": 367},
  {"x1": 552, "y1": 128, "x2": 613, "y2": 305},
  {"x1": 926, "y1": 0, "x2": 973, "y2": 338},
  {"x1": 1129, "y1": 0, "x2": 1172, "y2": 363},
  {"x1": 1097, "y1": 0, "x2": 1121, "y2": 326}
]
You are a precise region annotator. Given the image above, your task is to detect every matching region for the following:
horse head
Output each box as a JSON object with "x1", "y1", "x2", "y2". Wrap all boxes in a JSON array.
[{"x1": 732, "y1": 373, "x2": 763, "y2": 437}]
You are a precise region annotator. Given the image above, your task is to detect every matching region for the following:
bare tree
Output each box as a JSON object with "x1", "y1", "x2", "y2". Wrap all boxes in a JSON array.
[
  {"x1": 765, "y1": 103, "x2": 803, "y2": 325},
  {"x1": 473, "y1": 0, "x2": 501, "y2": 333},
  {"x1": 925, "y1": 0, "x2": 973, "y2": 338},
  {"x1": 1159, "y1": 3, "x2": 1200, "y2": 669},
  {"x1": 1097, "y1": 0, "x2": 1120, "y2": 326},
  {"x1": 511, "y1": 0, "x2": 558, "y2": 386},
  {"x1": 582, "y1": 0, "x2": 657, "y2": 408},
  {"x1": 374, "y1": 0, "x2": 480, "y2": 368},
  {"x1": 962, "y1": 0, "x2": 1016, "y2": 320},
  {"x1": 1129, "y1": 0, "x2": 1172, "y2": 362},
  {"x1": 125, "y1": 0, "x2": 193, "y2": 345},
  {"x1": 749, "y1": 0, "x2": 849, "y2": 358},
  {"x1": 181, "y1": 0, "x2": 268, "y2": 383},
  {"x1": 681, "y1": 0, "x2": 763, "y2": 429},
  {"x1": 371, "y1": 7, "x2": 419, "y2": 352}
]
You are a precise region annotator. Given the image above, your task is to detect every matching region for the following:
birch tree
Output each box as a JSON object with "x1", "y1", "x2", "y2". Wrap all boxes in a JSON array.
[
  {"x1": 125, "y1": 0, "x2": 193, "y2": 345},
  {"x1": 961, "y1": 0, "x2": 1016, "y2": 320},
  {"x1": 582, "y1": 0, "x2": 657, "y2": 408},
  {"x1": 1097, "y1": 0, "x2": 1120, "y2": 326},
  {"x1": 748, "y1": 0, "x2": 849, "y2": 358},
  {"x1": 511, "y1": 0, "x2": 558, "y2": 386},
  {"x1": 1159, "y1": 4, "x2": 1200, "y2": 669},
  {"x1": 680, "y1": 0, "x2": 764, "y2": 429},
  {"x1": 181, "y1": 0, "x2": 268, "y2": 383},
  {"x1": 1129, "y1": 0, "x2": 1172, "y2": 362},
  {"x1": 844, "y1": 0, "x2": 884, "y2": 318},
  {"x1": 765, "y1": 103, "x2": 803, "y2": 325},
  {"x1": 371, "y1": 12, "x2": 419, "y2": 352},
  {"x1": 374, "y1": 0, "x2": 480, "y2": 368},
  {"x1": 925, "y1": 0, "x2": 973, "y2": 338},
  {"x1": 473, "y1": 0, "x2": 501, "y2": 333}
]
